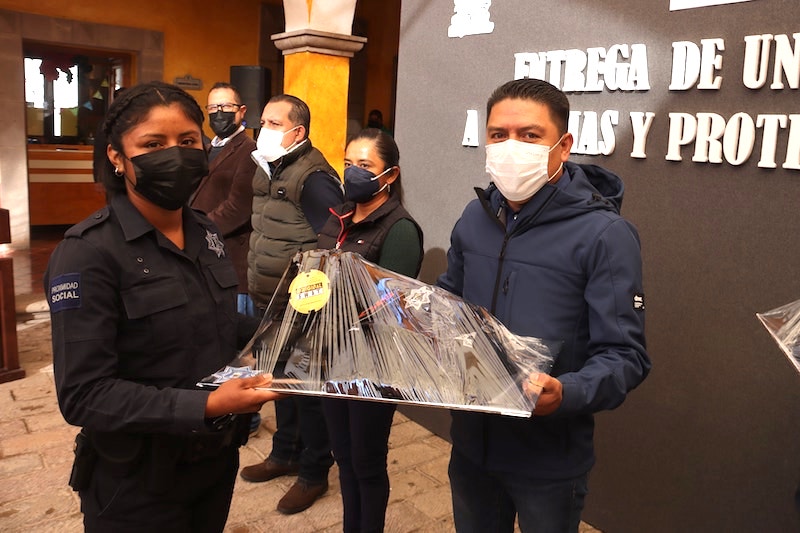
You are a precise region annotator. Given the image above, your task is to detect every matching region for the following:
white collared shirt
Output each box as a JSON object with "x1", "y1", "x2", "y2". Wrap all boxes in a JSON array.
[{"x1": 210, "y1": 125, "x2": 245, "y2": 148}]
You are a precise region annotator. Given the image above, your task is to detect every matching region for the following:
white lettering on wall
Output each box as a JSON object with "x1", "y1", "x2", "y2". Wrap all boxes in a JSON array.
[
  {"x1": 785, "y1": 115, "x2": 800, "y2": 170},
  {"x1": 743, "y1": 34, "x2": 773, "y2": 88},
  {"x1": 499, "y1": 27, "x2": 796, "y2": 170},
  {"x1": 669, "y1": 39, "x2": 725, "y2": 90},
  {"x1": 630, "y1": 112, "x2": 656, "y2": 159},
  {"x1": 743, "y1": 33, "x2": 800, "y2": 89},
  {"x1": 771, "y1": 33, "x2": 800, "y2": 89},
  {"x1": 514, "y1": 44, "x2": 650, "y2": 92},
  {"x1": 667, "y1": 112, "x2": 800, "y2": 168},
  {"x1": 755, "y1": 114, "x2": 787, "y2": 168},
  {"x1": 568, "y1": 110, "x2": 619, "y2": 156}
]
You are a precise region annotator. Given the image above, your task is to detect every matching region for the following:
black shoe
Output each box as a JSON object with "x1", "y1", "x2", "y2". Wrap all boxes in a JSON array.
[{"x1": 239, "y1": 459, "x2": 299, "y2": 483}]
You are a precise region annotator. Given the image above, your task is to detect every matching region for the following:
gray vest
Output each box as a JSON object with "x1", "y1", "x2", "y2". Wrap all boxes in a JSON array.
[{"x1": 247, "y1": 142, "x2": 338, "y2": 309}]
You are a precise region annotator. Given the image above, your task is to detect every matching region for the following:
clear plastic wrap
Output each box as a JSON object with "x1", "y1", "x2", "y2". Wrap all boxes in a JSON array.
[
  {"x1": 200, "y1": 249, "x2": 559, "y2": 417},
  {"x1": 756, "y1": 298, "x2": 800, "y2": 374}
]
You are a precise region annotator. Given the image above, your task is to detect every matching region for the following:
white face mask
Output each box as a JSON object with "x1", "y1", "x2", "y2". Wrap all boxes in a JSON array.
[
  {"x1": 255, "y1": 125, "x2": 300, "y2": 163},
  {"x1": 485, "y1": 136, "x2": 564, "y2": 202}
]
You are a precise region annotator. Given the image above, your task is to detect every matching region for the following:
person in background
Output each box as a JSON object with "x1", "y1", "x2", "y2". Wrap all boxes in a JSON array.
[
  {"x1": 437, "y1": 78, "x2": 651, "y2": 532},
  {"x1": 45, "y1": 81, "x2": 278, "y2": 532},
  {"x1": 240, "y1": 94, "x2": 342, "y2": 515},
  {"x1": 92, "y1": 87, "x2": 126, "y2": 187},
  {"x1": 366, "y1": 109, "x2": 393, "y2": 136},
  {"x1": 191, "y1": 81, "x2": 256, "y2": 315},
  {"x1": 317, "y1": 128, "x2": 423, "y2": 533}
]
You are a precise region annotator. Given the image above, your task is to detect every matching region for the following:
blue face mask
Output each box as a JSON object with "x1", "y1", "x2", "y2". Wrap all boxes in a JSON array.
[{"x1": 343, "y1": 166, "x2": 391, "y2": 203}]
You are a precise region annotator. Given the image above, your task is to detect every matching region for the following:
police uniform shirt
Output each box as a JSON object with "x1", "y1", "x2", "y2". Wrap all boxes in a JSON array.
[{"x1": 46, "y1": 193, "x2": 257, "y2": 434}]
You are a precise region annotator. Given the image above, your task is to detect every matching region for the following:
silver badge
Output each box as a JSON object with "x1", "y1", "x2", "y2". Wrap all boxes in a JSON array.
[{"x1": 205, "y1": 230, "x2": 225, "y2": 258}]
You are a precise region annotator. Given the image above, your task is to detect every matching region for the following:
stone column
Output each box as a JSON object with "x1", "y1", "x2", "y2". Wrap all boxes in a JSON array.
[{"x1": 272, "y1": 0, "x2": 366, "y2": 176}]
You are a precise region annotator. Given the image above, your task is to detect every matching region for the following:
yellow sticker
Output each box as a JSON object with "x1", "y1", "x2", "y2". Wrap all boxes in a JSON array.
[{"x1": 288, "y1": 269, "x2": 330, "y2": 314}]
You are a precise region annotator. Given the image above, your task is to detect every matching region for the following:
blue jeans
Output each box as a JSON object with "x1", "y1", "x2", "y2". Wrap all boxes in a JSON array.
[
  {"x1": 239, "y1": 293, "x2": 260, "y2": 433},
  {"x1": 448, "y1": 449, "x2": 588, "y2": 533},
  {"x1": 237, "y1": 293, "x2": 256, "y2": 316}
]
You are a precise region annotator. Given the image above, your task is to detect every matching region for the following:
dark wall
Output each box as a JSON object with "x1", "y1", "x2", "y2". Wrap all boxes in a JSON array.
[{"x1": 395, "y1": 1, "x2": 800, "y2": 531}]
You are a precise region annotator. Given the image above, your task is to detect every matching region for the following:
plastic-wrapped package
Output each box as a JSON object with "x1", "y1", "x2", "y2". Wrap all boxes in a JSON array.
[
  {"x1": 200, "y1": 249, "x2": 559, "y2": 417},
  {"x1": 756, "y1": 298, "x2": 800, "y2": 374}
]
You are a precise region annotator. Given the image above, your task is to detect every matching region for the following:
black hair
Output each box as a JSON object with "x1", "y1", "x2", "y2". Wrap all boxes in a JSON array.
[
  {"x1": 268, "y1": 94, "x2": 311, "y2": 138},
  {"x1": 486, "y1": 78, "x2": 570, "y2": 135},
  {"x1": 95, "y1": 81, "x2": 205, "y2": 196},
  {"x1": 347, "y1": 127, "x2": 404, "y2": 204},
  {"x1": 209, "y1": 81, "x2": 243, "y2": 105}
]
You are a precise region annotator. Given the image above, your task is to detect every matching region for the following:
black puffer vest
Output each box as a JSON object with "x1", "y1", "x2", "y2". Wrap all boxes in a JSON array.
[{"x1": 317, "y1": 195, "x2": 423, "y2": 272}]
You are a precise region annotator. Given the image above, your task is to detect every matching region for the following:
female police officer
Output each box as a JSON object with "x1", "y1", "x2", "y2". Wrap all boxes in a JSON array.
[{"x1": 45, "y1": 81, "x2": 277, "y2": 532}]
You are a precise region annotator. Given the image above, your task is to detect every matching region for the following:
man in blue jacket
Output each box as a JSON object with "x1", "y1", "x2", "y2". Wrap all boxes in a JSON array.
[{"x1": 437, "y1": 78, "x2": 651, "y2": 532}]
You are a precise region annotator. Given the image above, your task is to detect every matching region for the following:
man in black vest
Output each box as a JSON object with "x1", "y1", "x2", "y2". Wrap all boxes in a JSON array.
[{"x1": 241, "y1": 94, "x2": 342, "y2": 515}]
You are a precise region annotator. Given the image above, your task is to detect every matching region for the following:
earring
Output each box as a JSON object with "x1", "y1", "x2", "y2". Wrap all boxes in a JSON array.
[{"x1": 114, "y1": 168, "x2": 123, "y2": 177}]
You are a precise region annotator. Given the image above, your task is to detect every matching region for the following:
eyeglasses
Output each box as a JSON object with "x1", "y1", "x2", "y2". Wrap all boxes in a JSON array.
[{"x1": 206, "y1": 103, "x2": 242, "y2": 113}]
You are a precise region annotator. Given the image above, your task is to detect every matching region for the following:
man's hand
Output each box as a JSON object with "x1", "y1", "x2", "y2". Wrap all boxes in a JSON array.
[
  {"x1": 523, "y1": 373, "x2": 563, "y2": 416},
  {"x1": 204, "y1": 374, "x2": 281, "y2": 418}
]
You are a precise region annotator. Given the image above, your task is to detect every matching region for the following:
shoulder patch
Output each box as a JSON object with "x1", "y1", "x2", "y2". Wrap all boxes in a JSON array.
[
  {"x1": 65, "y1": 207, "x2": 110, "y2": 238},
  {"x1": 49, "y1": 273, "x2": 82, "y2": 312},
  {"x1": 633, "y1": 293, "x2": 645, "y2": 310}
]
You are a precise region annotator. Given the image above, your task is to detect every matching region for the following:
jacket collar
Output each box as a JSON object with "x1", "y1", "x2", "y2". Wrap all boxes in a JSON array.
[
  {"x1": 477, "y1": 161, "x2": 624, "y2": 230},
  {"x1": 110, "y1": 193, "x2": 204, "y2": 250},
  {"x1": 208, "y1": 128, "x2": 251, "y2": 170},
  {"x1": 271, "y1": 138, "x2": 312, "y2": 172},
  {"x1": 331, "y1": 194, "x2": 402, "y2": 226}
]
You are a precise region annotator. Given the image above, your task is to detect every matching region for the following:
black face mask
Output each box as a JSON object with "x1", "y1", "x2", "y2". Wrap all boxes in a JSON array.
[
  {"x1": 128, "y1": 146, "x2": 208, "y2": 210},
  {"x1": 209, "y1": 110, "x2": 239, "y2": 139}
]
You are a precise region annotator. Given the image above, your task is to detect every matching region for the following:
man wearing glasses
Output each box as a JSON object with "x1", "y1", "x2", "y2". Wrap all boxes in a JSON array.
[{"x1": 191, "y1": 82, "x2": 257, "y2": 315}]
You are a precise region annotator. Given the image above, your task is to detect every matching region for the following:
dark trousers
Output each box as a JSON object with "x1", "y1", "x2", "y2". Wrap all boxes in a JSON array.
[
  {"x1": 270, "y1": 393, "x2": 333, "y2": 483},
  {"x1": 448, "y1": 449, "x2": 588, "y2": 533},
  {"x1": 322, "y1": 397, "x2": 396, "y2": 533},
  {"x1": 81, "y1": 446, "x2": 239, "y2": 533}
]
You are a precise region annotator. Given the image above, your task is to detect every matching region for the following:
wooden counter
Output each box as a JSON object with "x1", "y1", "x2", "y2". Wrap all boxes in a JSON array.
[{"x1": 27, "y1": 144, "x2": 106, "y2": 226}]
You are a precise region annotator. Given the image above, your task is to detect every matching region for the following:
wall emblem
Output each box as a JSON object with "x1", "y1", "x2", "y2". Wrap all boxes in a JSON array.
[{"x1": 448, "y1": 0, "x2": 494, "y2": 38}]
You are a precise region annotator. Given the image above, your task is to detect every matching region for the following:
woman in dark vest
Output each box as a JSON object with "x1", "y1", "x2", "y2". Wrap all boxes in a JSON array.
[{"x1": 317, "y1": 128, "x2": 423, "y2": 533}]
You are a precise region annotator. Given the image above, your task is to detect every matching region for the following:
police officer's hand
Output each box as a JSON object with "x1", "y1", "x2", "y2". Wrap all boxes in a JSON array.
[
  {"x1": 204, "y1": 374, "x2": 281, "y2": 418},
  {"x1": 523, "y1": 373, "x2": 563, "y2": 416}
]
